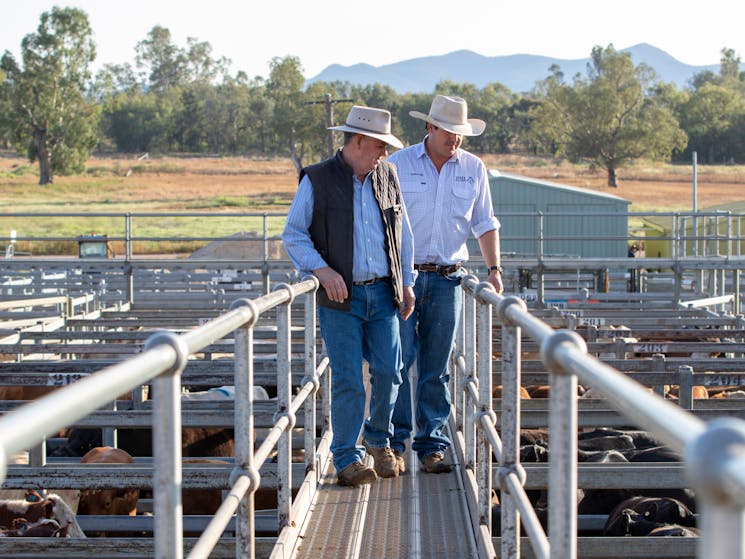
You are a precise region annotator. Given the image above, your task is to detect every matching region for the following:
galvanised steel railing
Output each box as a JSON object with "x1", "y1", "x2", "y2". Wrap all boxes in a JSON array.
[
  {"x1": 1, "y1": 209, "x2": 744, "y2": 260},
  {"x1": 0, "y1": 275, "x2": 325, "y2": 559},
  {"x1": 455, "y1": 274, "x2": 745, "y2": 559}
]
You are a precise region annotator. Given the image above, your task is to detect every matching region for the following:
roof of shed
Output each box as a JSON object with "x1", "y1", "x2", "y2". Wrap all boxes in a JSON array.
[{"x1": 489, "y1": 170, "x2": 631, "y2": 205}]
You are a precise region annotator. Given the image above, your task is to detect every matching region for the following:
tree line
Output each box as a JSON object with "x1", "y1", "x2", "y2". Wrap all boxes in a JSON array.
[{"x1": 1, "y1": 7, "x2": 744, "y2": 186}]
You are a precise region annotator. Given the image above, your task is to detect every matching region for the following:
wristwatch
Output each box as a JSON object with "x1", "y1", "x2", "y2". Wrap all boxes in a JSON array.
[{"x1": 489, "y1": 265, "x2": 503, "y2": 274}]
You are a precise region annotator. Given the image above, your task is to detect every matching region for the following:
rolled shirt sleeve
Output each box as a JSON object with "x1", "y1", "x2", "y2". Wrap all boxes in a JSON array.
[{"x1": 281, "y1": 175, "x2": 328, "y2": 273}]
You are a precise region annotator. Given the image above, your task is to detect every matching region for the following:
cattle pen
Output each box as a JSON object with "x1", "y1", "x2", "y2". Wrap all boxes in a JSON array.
[{"x1": 1, "y1": 252, "x2": 745, "y2": 557}]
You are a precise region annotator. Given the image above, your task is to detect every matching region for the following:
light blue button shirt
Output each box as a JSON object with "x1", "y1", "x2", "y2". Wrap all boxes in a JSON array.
[
  {"x1": 282, "y1": 172, "x2": 416, "y2": 286},
  {"x1": 387, "y1": 139, "x2": 500, "y2": 266}
]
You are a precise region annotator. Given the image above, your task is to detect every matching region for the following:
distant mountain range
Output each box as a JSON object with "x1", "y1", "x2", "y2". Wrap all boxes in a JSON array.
[{"x1": 307, "y1": 43, "x2": 735, "y2": 94}]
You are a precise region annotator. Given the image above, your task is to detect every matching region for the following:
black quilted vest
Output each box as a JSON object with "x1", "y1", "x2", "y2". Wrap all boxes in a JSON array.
[{"x1": 302, "y1": 150, "x2": 404, "y2": 311}]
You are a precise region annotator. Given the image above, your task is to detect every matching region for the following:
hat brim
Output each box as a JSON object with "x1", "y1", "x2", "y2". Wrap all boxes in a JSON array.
[
  {"x1": 409, "y1": 110, "x2": 486, "y2": 137},
  {"x1": 328, "y1": 125, "x2": 403, "y2": 150}
]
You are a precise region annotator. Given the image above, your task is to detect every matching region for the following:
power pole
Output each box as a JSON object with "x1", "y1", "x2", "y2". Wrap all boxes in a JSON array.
[{"x1": 306, "y1": 93, "x2": 353, "y2": 157}]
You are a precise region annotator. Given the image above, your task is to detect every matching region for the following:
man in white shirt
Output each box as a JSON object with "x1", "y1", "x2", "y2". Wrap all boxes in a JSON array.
[
  {"x1": 387, "y1": 95, "x2": 503, "y2": 473},
  {"x1": 282, "y1": 106, "x2": 416, "y2": 486}
]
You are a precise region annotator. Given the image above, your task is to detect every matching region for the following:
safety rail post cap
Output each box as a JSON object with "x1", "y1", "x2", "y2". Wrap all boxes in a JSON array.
[
  {"x1": 497, "y1": 295, "x2": 528, "y2": 326},
  {"x1": 273, "y1": 410, "x2": 297, "y2": 430},
  {"x1": 475, "y1": 409, "x2": 497, "y2": 426},
  {"x1": 686, "y1": 417, "x2": 745, "y2": 506},
  {"x1": 272, "y1": 282, "x2": 296, "y2": 305},
  {"x1": 461, "y1": 273, "x2": 480, "y2": 289},
  {"x1": 301, "y1": 273, "x2": 320, "y2": 290},
  {"x1": 540, "y1": 329, "x2": 587, "y2": 373},
  {"x1": 474, "y1": 281, "x2": 496, "y2": 300},
  {"x1": 144, "y1": 330, "x2": 189, "y2": 375},
  {"x1": 301, "y1": 374, "x2": 321, "y2": 393},
  {"x1": 230, "y1": 464, "x2": 261, "y2": 494},
  {"x1": 230, "y1": 297, "x2": 260, "y2": 328},
  {"x1": 498, "y1": 463, "x2": 527, "y2": 494}
]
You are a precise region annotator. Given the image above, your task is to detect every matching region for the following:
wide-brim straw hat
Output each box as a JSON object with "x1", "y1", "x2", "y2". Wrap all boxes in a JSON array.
[
  {"x1": 329, "y1": 106, "x2": 403, "y2": 149},
  {"x1": 409, "y1": 95, "x2": 486, "y2": 136}
]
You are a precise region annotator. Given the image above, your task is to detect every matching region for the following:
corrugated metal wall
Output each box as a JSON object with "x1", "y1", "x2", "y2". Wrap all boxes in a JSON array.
[{"x1": 482, "y1": 171, "x2": 631, "y2": 258}]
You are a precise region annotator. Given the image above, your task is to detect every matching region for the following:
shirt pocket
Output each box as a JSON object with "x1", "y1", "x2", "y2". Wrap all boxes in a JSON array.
[
  {"x1": 400, "y1": 178, "x2": 428, "y2": 193},
  {"x1": 451, "y1": 180, "x2": 477, "y2": 215}
]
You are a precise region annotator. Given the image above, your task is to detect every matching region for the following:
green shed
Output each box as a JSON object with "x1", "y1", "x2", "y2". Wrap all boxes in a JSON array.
[{"x1": 483, "y1": 170, "x2": 631, "y2": 258}]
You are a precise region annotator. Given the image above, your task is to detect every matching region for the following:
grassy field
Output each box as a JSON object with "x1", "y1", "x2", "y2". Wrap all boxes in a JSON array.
[{"x1": 2, "y1": 151, "x2": 745, "y2": 255}]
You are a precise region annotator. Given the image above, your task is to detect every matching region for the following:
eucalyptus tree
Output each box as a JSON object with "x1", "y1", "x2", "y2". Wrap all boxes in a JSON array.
[
  {"x1": 135, "y1": 26, "x2": 189, "y2": 92},
  {"x1": 0, "y1": 68, "x2": 10, "y2": 148},
  {"x1": 397, "y1": 92, "x2": 438, "y2": 145},
  {"x1": 266, "y1": 55, "x2": 318, "y2": 172},
  {"x1": 682, "y1": 82, "x2": 745, "y2": 163},
  {"x1": 529, "y1": 45, "x2": 686, "y2": 186},
  {"x1": 0, "y1": 6, "x2": 100, "y2": 184},
  {"x1": 683, "y1": 47, "x2": 745, "y2": 163}
]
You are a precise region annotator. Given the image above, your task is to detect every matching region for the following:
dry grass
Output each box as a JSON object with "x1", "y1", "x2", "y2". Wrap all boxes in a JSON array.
[{"x1": 2, "y1": 152, "x2": 745, "y2": 213}]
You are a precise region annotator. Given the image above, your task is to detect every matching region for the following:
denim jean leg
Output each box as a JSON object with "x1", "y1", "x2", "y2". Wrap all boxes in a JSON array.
[
  {"x1": 412, "y1": 273, "x2": 462, "y2": 457},
  {"x1": 390, "y1": 286, "x2": 420, "y2": 453},
  {"x1": 362, "y1": 282, "x2": 403, "y2": 447},
  {"x1": 319, "y1": 294, "x2": 367, "y2": 472}
]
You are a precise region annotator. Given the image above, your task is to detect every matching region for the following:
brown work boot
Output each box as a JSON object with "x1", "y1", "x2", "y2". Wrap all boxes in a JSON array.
[
  {"x1": 393, "y1": 450, "x2": 406, "y2": 474},
  {"x1": 421, "y1": 451, "x2": 453, "y2": 474},
  {"x1": 337, "y1": 460, "x2": 378, "y2": 487},
  {"x1": 363, "y1": 441, "x2": 399, "y2": 478}
]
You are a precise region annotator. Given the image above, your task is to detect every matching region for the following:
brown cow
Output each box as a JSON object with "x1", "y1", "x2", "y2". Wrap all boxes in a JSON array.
[
  {"x1": 78, "y1": 447, "x2": 139, "y2": 518},
  {"x1": 493, "y1": 385, "x2": 531, "y2": 399}
]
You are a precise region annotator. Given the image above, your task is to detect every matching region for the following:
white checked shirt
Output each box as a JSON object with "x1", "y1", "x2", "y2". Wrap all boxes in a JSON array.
[{"x1": 387, "y1": 140, "x2": 499, "y2": 266}]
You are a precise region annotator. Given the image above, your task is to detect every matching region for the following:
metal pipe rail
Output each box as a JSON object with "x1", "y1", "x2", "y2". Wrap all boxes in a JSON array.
[
  {"x1": 0, "y1": 275, "x2": 323, "y2": 559},
  {"x1": 455, "y1": 274, "x2": 745, "y2": 559}
]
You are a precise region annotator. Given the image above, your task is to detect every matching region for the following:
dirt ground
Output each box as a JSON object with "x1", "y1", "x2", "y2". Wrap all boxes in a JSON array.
[{"x1": 127, "y1": 154, "x2": 745, "y2": 211}]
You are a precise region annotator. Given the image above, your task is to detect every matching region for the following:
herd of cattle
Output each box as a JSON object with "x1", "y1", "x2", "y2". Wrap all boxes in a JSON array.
[{"x1": 1, "y1": 285, "x2": 745, "y2": 556}]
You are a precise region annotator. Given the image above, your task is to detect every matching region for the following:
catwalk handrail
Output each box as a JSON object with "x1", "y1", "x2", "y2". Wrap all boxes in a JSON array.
[
  {"x1": 456, "y1": 274, "x2": 745, "y2": 559},
  {"x1": 0, "y1": 275, "x2": 322, "y2": 559}
]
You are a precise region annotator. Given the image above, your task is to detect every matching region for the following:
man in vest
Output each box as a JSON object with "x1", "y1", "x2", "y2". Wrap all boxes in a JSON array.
[{"x1": 282, "y1": 106, "x2": 416, "y2": 486}]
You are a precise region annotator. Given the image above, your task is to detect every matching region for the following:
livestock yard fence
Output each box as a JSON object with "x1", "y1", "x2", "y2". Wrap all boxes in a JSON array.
[
  {"x1": 456, "y1": 275, "x2": 745, "y2": 558},
  {"x1": 2, "y1": 251, "x2": 745, "y2": 556},
  {"x1": 1, "y1": 208, "x2": 744, "y2": 259}
]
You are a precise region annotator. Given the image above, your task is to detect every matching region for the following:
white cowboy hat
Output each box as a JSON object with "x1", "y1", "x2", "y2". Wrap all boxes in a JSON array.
[
  {"x1": 409, "y1": 95, "x2": 486, "y2": 136},
  {"x1": 329, "y1": 105, "x2": 403, "y2": 149}
]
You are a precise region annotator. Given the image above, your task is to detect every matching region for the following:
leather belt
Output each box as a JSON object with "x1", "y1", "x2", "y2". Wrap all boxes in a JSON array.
[
  {"x1": 353, "y1": 276, "x2": 390, "y2": 286},
  {"x1": 414, "y1": 263, "x2": 461, "y2": 275}
]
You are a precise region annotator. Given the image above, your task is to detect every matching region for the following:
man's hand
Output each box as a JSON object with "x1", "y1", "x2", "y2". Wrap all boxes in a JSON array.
[
  {"x1": 488, "y1": 270, "x2": 504, "y2": 294},
  {"x1": 313, "y1": 266, "x2": 348, "y2": 303},
  {"x1": 400, "y1": 285, "x2": 416, "y2": 320}
]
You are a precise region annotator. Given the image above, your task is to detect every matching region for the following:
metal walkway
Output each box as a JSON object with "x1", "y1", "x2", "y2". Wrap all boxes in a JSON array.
[{"x1": 294, "y1": 428, "x2": 478, "y2": 559}]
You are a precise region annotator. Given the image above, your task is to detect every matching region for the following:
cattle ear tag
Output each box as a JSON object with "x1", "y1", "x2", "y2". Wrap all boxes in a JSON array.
[{"x1": 25, "y1": 492, "x2": 41, "y2": 502}]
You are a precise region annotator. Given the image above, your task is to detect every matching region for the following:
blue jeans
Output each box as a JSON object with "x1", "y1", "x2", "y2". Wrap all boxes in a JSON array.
[
  {"x1": 391, "y1": 270, "x2": 463, "y2": 459},
  {"x1": 318, "y1": 281, "x2": 402, "y2": 472}
]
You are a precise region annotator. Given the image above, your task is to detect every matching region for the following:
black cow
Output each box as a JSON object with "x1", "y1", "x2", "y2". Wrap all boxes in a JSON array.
[{"x1": 604, "y1": 496, "x2": 696, "y2": 536}]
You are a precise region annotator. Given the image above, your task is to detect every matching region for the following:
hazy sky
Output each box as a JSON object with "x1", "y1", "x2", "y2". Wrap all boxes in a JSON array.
[{"x1": 3, "y1": 0, "x2": 743, "y2": 79}]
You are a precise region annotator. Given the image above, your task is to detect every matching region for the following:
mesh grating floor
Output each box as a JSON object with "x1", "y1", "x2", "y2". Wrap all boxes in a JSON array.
[{"x1": 295, "y1": 443, "x2": 478, "y2": 559}]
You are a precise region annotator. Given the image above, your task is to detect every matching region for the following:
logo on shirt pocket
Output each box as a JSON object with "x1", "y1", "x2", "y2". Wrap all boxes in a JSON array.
[{"x1": 452, "y1": 179, "x2": 476, "y2": 199}]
